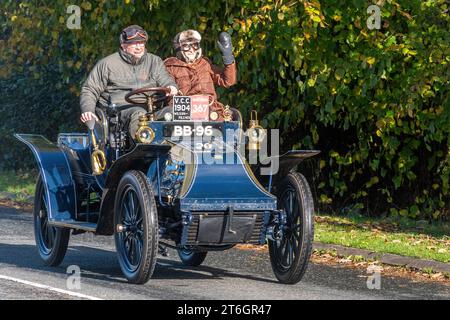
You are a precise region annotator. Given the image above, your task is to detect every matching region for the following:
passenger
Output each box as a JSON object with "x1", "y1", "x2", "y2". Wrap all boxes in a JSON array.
[
  {"x1": 79, "y1": 25, "x2": 178, "y2": 138},
  {"x1": 164, "y1": 30, "x2": 237, "y2": 121}
]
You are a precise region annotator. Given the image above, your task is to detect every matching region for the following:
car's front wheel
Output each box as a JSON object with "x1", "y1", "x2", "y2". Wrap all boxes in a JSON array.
[
  {"x1": 114, "y1": 170, "x2": 158, "y2": 284},
  {"x1": 34, "y1": 175, "x2": 70, "y2": 266},
  {"x1": 269, "y1": 172, "x2": 314, "y2": 284}
]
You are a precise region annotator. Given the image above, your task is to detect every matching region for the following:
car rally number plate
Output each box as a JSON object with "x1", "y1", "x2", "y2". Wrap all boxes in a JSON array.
[
  {"x1": 168, "y1": 95, "x2": 221, "y2": 138},
  {"x1": 173, "y1": 95, "x2": 210, "y2": 121}
]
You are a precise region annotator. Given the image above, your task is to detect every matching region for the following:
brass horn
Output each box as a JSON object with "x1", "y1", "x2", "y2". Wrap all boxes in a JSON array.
[{"x1": 87, "y1": 119, "x2": 107, "y2": 175}]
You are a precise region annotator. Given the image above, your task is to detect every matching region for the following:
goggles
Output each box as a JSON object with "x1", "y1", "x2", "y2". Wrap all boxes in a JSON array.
[
  {"x1": 121, "y1": 28, "x2": 148, "y2": 43},
  {"x1": 180, "y1": 42, "x2": 200, "y2": 51}
]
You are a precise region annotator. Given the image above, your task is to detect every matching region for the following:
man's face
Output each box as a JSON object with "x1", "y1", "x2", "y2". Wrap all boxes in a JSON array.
[
  {"x1": 121, "y1": 41, "x2": 146, "y2": 59},
  {"x1": 180, "y1": 41, "x2": 200, "y2": 63}
]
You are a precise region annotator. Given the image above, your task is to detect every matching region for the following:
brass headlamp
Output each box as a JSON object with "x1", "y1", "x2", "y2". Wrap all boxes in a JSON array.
[
  {"x1": 135, "y1": 115, "x2": 155, "y2": 144},
  {"x1": 247, "y1": 110, "x2": 266, "y2": 151}
]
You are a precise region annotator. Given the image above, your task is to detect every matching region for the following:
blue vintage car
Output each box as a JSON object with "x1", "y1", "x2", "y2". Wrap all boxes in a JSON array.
[{"x1": 15, "y1": 87, "x2": 319, "y2": 284}]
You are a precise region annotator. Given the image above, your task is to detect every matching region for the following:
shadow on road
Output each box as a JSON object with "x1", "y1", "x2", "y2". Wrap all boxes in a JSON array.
[
  {"x1": 154, "y1": 257, "x2": 278, "y2": 284},
  {"x1": 0, "y1": 243, "x2": 277, "y2": 285}
]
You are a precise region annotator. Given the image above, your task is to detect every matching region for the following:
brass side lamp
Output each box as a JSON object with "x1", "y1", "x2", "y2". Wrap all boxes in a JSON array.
[{"x1": 247, "y1": 110, "x2": 266, "y2": 151}]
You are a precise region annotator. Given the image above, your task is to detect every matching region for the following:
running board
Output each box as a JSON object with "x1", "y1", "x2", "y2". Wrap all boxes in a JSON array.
[{"x1": 49, "y1": 220, "x2": 97, "y2": 232}]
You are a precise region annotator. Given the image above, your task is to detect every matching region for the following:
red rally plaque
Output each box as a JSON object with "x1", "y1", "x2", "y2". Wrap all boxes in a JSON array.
[{"x1": 190, "y1": 95, "x2": 210, "y2": 121}]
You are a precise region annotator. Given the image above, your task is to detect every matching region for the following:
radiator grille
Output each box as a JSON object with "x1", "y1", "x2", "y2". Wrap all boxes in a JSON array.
[{"x1": 182, "y1": 212, "x2": 265, "y2": 245}]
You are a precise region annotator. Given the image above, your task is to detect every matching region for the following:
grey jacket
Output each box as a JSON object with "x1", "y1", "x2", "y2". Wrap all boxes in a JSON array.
[{"x1": 80, "y1": 49, "x2": 177, "y2": 114}]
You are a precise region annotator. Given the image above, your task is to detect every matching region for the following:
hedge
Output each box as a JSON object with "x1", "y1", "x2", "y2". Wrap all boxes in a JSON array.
[{"x1": 1, "y1": 0, "x2": 448, "y2": 220}]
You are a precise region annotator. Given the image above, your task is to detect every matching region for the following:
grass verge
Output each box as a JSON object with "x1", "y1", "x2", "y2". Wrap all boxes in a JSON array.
[
  {"x1": 0, "y1": 170, "x2": 37, "y2": 202},
  {"x1": 315, "y1": 214, "x2": 449, "y2": 263}
]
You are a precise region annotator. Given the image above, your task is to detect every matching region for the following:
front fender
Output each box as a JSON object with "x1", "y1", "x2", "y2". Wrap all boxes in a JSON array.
[
  {"x1": 256, "y1": 150, "x2": 320, "y2": 187},
  {"x1": 14, "y1": 134, "x2": 76, "y2": 221}
]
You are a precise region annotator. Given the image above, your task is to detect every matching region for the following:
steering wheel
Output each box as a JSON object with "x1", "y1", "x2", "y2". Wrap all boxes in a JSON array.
[{"x1": 124, "y1": 87, "x2": 171, "y2": 106}]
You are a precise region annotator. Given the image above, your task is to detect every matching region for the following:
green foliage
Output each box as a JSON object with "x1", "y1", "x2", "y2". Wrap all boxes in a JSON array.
[
  {"x1": 315, "y1": 213, "x2": 450, "y2": 262},
  {"x1": 1, "y1": 0, "x2": 449, "y2": 220},
  {"x1": 0, "y1": 170, "x2": 37, "y2": 201}
]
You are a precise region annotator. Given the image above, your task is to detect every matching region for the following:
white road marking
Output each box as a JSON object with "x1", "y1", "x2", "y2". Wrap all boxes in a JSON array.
[{"x1": 0, "y1": 274, "x2": 103, "y2": 300}]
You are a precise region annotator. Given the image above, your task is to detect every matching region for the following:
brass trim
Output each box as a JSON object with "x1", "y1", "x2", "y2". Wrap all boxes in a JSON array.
[
  {"x1": 223, "y1": 105, "x2": 233, "y2": 122},
  {"x1": 247, "y1": 110, "x2": 266, "y2": 150},
  {"x1": 90, "y1": 130, "x2": 107, "y2": 175},
  {"x1": 210, "y1": 111, "x2": 219, "y2": 121},
  {"x1": 135, "y1": 115, "x2": 155, "y2": 143}
]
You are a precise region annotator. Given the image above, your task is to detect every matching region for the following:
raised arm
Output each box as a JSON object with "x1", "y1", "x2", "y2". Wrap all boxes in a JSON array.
[
  {"x1": 211, "y1": 32, "x2": 237, "y2": 88},
  {"x1": 211, "y1": 62, "x2": 237, "y2": 88}
]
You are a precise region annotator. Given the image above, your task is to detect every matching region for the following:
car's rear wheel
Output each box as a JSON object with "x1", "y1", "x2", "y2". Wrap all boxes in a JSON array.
[
  {"x1": 177, "y1": 247, "x2": 207, "y2": 266},
  {"x1": 269, "y1": 172, "x2": 314, "y2": 284},
  {"x1": 34, "y1": 175, "x2": 70, "y2": 266},
  {"x1": 114, "y1": 170, "x2": 158, "y2": 284}
]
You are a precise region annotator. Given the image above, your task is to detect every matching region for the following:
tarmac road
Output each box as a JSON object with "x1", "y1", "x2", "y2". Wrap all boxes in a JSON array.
[{"x1": 0, "y1": 206, "x2": 449, "y2": 300}]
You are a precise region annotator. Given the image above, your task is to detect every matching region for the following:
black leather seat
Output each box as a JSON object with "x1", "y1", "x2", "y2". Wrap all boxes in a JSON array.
[{"x1": 94, "y1": 108, "x2": 109, "y2": 148}]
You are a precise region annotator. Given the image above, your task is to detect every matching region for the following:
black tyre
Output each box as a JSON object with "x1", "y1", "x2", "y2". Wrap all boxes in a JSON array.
[
  {"x1": 114, "y1": 170, "x2": 158, "y2": 284},
  {"x1": 177, "y1": 247, "x2": 207, "y2": 266},
  {"x1": 34, "y1": 175, "x2": 70, "y2": 266},
  {"x1": 269, "y1": 172, "x2": 314, "y2": 284}
]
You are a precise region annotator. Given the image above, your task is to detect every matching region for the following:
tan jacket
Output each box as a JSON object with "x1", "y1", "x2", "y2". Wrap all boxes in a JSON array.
[{"x1": 164, "y1": 57, "x2": 237, "y2": 120}]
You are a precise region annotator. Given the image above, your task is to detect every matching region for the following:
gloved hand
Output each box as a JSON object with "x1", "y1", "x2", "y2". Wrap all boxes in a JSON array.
[
  {"x1": 217, "y1": 32, "x2": 234, "y2": 65},
  {"x1": 167, "y1": 85, "x2": 178, "y2": 96}
]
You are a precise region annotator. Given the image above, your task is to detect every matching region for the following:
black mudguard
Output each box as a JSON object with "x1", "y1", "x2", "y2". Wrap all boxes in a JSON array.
[
  {"x1": 255, "y1": 150, "x2": 320, "y2": 187},
  {"x1": 14, "y1": 134, "x2": 77, "y2": 221}
]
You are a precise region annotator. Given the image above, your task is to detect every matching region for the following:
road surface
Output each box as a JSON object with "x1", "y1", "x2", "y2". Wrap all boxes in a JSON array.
[{"x1": 0, "y1": 206, "x2": 448, "y2": 300}]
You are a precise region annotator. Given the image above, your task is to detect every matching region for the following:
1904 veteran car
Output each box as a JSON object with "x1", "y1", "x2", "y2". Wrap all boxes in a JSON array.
[{"x1": 15, "y1": 87, "x2": 319, "y2": 284}]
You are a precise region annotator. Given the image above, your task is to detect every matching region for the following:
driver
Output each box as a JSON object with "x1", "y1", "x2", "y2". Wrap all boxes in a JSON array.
[
  {"x1": 163, "y1": 29, "x2": 237, "y2": 121},
  {"x1": 80, "y1": 25, "x2": 178, "y2": 138}
]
